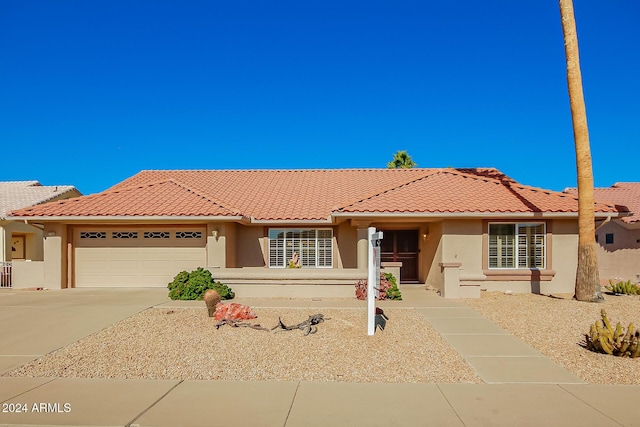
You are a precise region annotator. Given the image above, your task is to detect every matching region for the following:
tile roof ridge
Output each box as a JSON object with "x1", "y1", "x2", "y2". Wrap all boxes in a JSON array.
[
  {"x1": 516, "y1": 182, "x2": 623, "y2": 212},
  {"x1": 613, "y1": 182, "x2": 640, "y2": 187},
  {"x1": 0, "y1": 180, "x2": 42, "y2": 186},
  {"x1": 113, "y1": 179, "x2": 244, "y2": 215},
  {"x1": 35, "y1": 186, "x2": 81, "y2": 204},
  {"x1": 335, "y1": 168, "x2": 442, "y2": 211},
  {"x1": 134, "y1": 167, "x2": 437, "y2": 172},
  {"x1": 158, "y1": 179, "x2": 244, "y2": 215},
  {"x1": 452, "y1": 170, "x2": 622, "y2": 214}
]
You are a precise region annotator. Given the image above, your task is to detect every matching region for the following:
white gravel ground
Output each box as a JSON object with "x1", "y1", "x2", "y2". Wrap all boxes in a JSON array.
[
  {"x1": 460, "y1": 291, "x2": 640, "y2": 385},
  {"x1": 6, "y1": 307, "x2": 481, "y2": 384}
]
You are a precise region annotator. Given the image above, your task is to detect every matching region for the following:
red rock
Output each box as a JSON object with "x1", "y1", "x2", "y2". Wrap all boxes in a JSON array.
[{"x1": 214, "y1": 303, "x2": 257, "y2": 321}]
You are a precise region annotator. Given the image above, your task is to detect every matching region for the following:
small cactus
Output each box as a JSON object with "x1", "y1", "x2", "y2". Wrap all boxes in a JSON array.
[
  {"x1": 583, "y1": 309, "x2": 640, "y2": 358},
  {"x1": 605, "y1": 279, "x2": 640, "y2": 295}
]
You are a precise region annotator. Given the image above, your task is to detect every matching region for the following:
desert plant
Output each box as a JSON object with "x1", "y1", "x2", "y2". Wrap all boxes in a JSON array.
[
  {"x1": 605, "y1": 279, "x2": 640, "y2": 295},
  {"x1": 583, "y1": 309, "x2": 640, "y2": 358},
  {"x1": 384, "y1": 272, "x2": 402, "y2": 300},
  {"x1": 167, "y1": 267, "x2": 235, "y2": 301},
  {"x1": 355, "y1": 273, "x2": 402, "y2": 300}
]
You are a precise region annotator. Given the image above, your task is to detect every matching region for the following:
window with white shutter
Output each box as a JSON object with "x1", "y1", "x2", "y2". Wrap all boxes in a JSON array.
[
  {"x1": 268, "y1": 228, "x2": 333, "y2": 268},
  {"x1": 489, "y1": 223, "x2": 545, "y2": 269}
]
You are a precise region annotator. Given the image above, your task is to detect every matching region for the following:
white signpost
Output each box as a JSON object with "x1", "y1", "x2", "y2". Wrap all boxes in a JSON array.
[{"x1": 367, "y1": 227, "x2": 383, "y2": 336}]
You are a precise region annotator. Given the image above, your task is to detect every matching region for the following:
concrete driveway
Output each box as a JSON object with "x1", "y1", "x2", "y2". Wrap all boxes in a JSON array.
[{"x1": 0, "y1": 288, "x2": 170, "y2": 374}]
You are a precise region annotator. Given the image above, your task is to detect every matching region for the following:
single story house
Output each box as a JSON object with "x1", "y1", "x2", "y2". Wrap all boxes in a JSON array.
[
  {"x1": 8, "y1": 168, "x2": 623, "y2": 298},
  {"x1": 565, "y1": 183, "x2": 640, "y2": 283},
  {"x1": 1, "y1": 181, "x2": 81, "y2": 287}
]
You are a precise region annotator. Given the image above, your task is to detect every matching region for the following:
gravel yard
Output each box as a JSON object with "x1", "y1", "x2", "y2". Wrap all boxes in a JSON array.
[
  {"x1": 5, "y1": 307, "x2": 481, "y2": 384},
  {"x1": 460, "y1": 291, "x2": 640, "y2": 385},
  {"x1": 6, "y1": 290, "x2": 640, "y2": 384}
]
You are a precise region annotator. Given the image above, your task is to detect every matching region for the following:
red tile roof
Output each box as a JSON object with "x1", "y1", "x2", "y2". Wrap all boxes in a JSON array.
[
  {"x1": 11, "y1": 180, "x2": 241, "y2": 218},
  {"x1": 108, "y1": 168, "x2": 437, "y2": 221},
  {"x1": 565, "y1": 182, "x2": 639, "y2": 224},
  {"x1": 337, "y1": 169, "x2": 613, "y2": 214},
  {"x1": 9, "y1": 168, "x2": 621, "y2": 221}
]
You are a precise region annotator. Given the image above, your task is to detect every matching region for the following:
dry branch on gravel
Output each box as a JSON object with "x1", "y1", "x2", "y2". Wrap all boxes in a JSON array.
[
  {"x1": 214, "y1": 319, "x2": 270, "y2": 331},
  {"x1": 271, "y1": 313, "x2": 330, "y2": 336}
]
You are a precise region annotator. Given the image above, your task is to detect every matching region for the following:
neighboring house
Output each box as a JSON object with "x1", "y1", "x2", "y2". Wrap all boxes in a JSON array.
[
  {"x1": 8, "y1": 168, "x2": 623, "y2": 298},
  {"x1": 0, "y1": 181, "x2": 81, "y2": 287},
  {"x1": 565, "y1": 183, "x2": 640, "y2": 283}
]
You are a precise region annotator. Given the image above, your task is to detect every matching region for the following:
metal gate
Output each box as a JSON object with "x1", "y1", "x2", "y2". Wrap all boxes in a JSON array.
[{"x1": 0, "y1": 262, "x2": 12, "y2": 288}]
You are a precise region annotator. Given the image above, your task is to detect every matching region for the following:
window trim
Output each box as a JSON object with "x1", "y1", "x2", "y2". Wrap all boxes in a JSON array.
[
  {"x1": 482, "y1": 220, "x2": 555, "y2": 281},
  {"x1": 268, "y1": 228, "x2": 333, "y2": 269},
  {"x1": 488, "y1": 222, "x2": 546, "y2": 270}
]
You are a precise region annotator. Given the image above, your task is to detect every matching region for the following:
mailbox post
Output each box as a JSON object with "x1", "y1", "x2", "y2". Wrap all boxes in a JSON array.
[{"x1": 367, "y1": 227, "x2": 383, "y2": 336}]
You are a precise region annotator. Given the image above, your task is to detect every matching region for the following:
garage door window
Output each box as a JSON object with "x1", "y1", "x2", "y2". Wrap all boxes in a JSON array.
[
  {"x1": 113, "y1": 232, "x2": 138, "y2": 239},
  {"x1": 176, "y1": 231, "x2": 202, "y2": 239},
  {"x1": 80, "y1": 232, "x2": 106, "y2": 239},
  {"x1": 144, "y1": 231, "x2": 170, "y2": 239}
]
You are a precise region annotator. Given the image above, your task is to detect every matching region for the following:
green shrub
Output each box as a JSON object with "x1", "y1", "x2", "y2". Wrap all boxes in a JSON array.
[
  {"x1": 167, "y1": 267, "x2": 235, "y2": 300},
  {"x1": 384, "y1": 272, "x2": 402, "y2": 300},
  {"x1": 356, "y1": 273, "x2": 402, "y2": 300}
]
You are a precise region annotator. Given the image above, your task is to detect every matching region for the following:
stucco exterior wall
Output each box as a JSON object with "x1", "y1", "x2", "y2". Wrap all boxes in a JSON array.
[
  {"x1": 417, "y1": 218, "x2": 581, "y2": 296},
  {"x1": 442, "y1": 220, "x2": 483, "y2": 275},
  {"x1": 424, "y1": 221, "x2": 444, "y2": 291},
  {"x1": 11, "y1": 261, "x2": 45, "y2": 288},
  {"x1": 546, "y1": 219, "x2": 579, "y2": 294},
  {"x1": 1, "y1": 222, "x2": 45, "y2": 262},
  {"x1": 207, "y1": 223, "x2": 232, "y2": 268},
  {"x1": 336, "y1": 221, "x2": 357, "y2": 269},
  {"x1": 43, "y1": 223, "x2": 68, "y2": 289},
  {"x1": 234, "y1": 225, "x2": 268, "y2": 267},
  {"x1": 43, "y1": 235, "x2": 62, "y2": 289},
  {"x1": 596, "y1": 221, "x2": 640, "y2": 282},
  {"x1": 478, "y1": 219, "x2": 578, "y2": 294},
  {"x1": 225, "y1": 223, "x2": 237, "y2": 268}
]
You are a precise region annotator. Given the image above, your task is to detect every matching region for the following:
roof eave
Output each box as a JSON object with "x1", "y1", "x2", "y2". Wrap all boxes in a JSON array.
[
  {"x1": 331, "y1": 211, "x2": 622, "y2": 219},
  {"x1": 613, "y1": 218, "x2": 640, "y2": 229},
  {"x1": 249, "y1": 216, "x2": 333, "y2": 225},
  {"x1": 4, "y1": 215, "x2": 246, "y2": 222}
]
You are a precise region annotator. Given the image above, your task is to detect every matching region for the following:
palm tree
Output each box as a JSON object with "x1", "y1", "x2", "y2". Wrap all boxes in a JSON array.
[
  {"x1": 559, "y1": 0, "x2": 603, "y2": 302},
  {"x1": 387, "y1": 150, "x2": 417, "y2": 169}
]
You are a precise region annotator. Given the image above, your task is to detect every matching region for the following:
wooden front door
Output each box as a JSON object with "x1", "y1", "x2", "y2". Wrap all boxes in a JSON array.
[{"x1": 380, "y1": 230, "x2": 419, "y2": 283}]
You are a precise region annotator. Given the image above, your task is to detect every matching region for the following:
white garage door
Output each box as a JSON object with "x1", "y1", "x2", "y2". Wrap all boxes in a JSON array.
[{"x1": 74, "y1": 227, "x2": 207, "y2": 287}]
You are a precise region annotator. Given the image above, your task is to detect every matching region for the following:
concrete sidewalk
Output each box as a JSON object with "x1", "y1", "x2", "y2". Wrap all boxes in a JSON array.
[
  {"x1": 1, "y1": 378, "x2": 638, "y2": 427},
  {"x1": 0, "y1": 286, "x2": 638, "y2": 426}
]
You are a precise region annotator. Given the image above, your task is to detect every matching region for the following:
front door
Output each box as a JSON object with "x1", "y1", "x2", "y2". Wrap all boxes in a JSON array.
[
  {"x1": 11, "y1": 235, "x2": 25, "y2": 260},
  {"x1": 380, "y1": 230, "x2": 419, "y2": 283}
]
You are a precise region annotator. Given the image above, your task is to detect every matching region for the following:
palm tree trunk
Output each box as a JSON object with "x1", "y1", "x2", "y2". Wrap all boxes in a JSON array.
[{"x1": 559, "y1": 0, "x2": 602, "y2": 302}]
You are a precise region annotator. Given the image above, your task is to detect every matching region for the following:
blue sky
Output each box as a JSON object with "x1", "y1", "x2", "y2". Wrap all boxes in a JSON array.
[{"x1": 1, "y1": 1, "x2": 638, "y2": 195}]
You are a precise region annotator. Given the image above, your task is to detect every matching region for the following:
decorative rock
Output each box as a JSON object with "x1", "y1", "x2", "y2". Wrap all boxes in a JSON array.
[
  {"x1": 214, "y1": 303, "x2": 257, "y2": 321},
  {"x1": 204, "y1": 289, "x2": 221, "y2": 317}
]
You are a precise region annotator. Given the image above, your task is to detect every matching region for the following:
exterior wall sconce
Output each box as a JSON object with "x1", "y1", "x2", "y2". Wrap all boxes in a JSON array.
[
  {"x1": 211, "y1": 230, "x2": 219, "y2": 240},
  {"x1": 422, "y1": 233, "x2": 428, "y2": 240}
]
